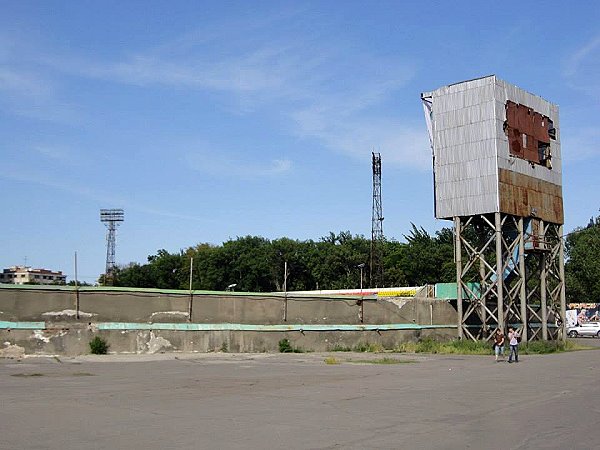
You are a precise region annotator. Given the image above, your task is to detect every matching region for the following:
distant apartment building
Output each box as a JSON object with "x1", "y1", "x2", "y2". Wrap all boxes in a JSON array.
[{"x1": 0, "y1": 266, "x2": 66, "y2": 285}]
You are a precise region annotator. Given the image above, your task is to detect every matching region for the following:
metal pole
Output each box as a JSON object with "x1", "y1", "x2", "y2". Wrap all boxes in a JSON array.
[
  {"x1": 189, "y1": 257, "x2": 194, "y2": 291},
  {"x1": 541, "y1": 252, "x2": 548, "y2": 340},
  {"x1": 74, "y1": 251, "x2": 80, "y2": 320},
  {"x1": 358, "y1": 264, "x2": 365, "y2": 323},
  {"x1": 360, "y1": 266, "x2": 364, "y2": 292},
  {"x1": 495, "y1": 213, "x2": 504, "y2": 331},
  {"x1": 479, "y1": 250, "x2": 487, "y2": 337},
  {"x1": 188, "y1": 257, "x2": 194, "y2": 322},
  {"x1": 559, "y1": 225, "x2": 567, "y2": 343},
  {"x1": 518, "y1": 217, "x2": 527, "y2": 342},
  {"x1": 454, "y1": 217, "x2": 463, "y2": 339},
  {"x1": 283, "y1": 261, "x2": 288, "y2": 322}
]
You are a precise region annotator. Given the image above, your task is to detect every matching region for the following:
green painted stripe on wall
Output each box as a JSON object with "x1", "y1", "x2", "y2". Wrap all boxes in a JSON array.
[
  {"x1": 0, "y1": 321, "x2": 457, "y2": 331},
  {"x1": 0, "y1": 321, "x2": 46, "y2": 329},
  {"x1": 97, "y1": 323, "x2": 457, "y2": 332}
]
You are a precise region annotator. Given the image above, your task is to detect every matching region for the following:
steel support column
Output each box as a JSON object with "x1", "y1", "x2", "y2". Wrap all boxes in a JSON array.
[
  {"x1": 454, "y1": 213, "x2": 564, "y2": 341},
  {"x1": 495, "y1": 213, "x2": 504, "y2": 331},
  {"x1": 559, "y1": 225, "x2": 567, "y2": 342},
  {"x1": 518, "y1": 217, "x2": 527, "y2": 342},
  {"x1": 455, "y1": 216, "x2": 463, "y2": 340}
]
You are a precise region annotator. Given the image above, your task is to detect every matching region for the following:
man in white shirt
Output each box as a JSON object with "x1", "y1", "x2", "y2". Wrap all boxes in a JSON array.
[{"x1": 507, "y1": 327, "x2": 520, "y2": 363}]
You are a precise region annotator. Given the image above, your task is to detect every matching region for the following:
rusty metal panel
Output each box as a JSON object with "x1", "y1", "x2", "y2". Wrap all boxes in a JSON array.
[
  {"x1": 498, "y1": 169, "x2": 563, "y2": 224},
  {"x1": 504, "y1": 100, "x2": 553, "y2": 166}
]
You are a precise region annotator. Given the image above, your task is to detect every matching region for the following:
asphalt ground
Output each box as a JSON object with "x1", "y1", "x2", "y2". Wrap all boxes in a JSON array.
[{"x1": 1, "y1": 344, "x2": 599, "y2": 450}]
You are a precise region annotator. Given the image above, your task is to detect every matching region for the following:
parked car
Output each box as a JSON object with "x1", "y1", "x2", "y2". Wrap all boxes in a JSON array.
[{"x1": 567, "y1": 322, "x2": 600, "y2": 338}]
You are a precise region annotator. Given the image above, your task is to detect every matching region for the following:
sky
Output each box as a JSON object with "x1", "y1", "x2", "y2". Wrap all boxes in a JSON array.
[{"x1": 1, "y1": 1, "x2": 599, "y2": 283}]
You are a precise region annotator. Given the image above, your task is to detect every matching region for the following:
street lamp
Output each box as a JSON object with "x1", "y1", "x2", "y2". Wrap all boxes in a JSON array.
[{"x1": 357, "y1": 263, "x2": 365, "y2": 293}]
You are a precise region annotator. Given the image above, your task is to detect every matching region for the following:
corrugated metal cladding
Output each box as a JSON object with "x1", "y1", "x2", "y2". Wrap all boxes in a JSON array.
[{"x1": 423, "y1": 75, "x2": 562, "y2": 224}]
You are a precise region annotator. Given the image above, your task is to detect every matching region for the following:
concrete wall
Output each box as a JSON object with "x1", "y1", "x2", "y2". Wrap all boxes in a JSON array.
[
  {"x1": 0, "y1": 285, "x2": 458, "y2": 356},
  {"x1": 0, "y1": 327, "x2": 458, "y2": 358}
]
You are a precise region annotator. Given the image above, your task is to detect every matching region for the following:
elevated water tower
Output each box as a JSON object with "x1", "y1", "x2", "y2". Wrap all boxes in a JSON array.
[{"x1": 422, "y1": 75, "x2": 565, "y2": 341}]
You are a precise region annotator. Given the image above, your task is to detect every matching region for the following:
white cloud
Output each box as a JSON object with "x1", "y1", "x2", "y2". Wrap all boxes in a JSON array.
[
  {"x1": 56, "y1": 25, "x2": 421, "y2": 169},
  {"x1": 2, "y1": 15, "x2": 421, "y2": 168},
  {"x1": 0, "y1": 34, "x2": 84, "y2": 124},
  {"x1": 0, "y1": 66, "x2": 82, "y2": 124},
  {"x1": 561, "y1": 126, "x2": 600, "y2": 162},
  {"x1": 33, "y1": 145, "x2": 72, "y2": 162},
  {"x1": 564, "y1": 35, "x2": 600, "y2": 77},
  {"x1": 0, "y1": 163, "x2": 210, "y2": 223},
  {"x1": 0, "y1": 67, "x2": 49, "y2": 97},
  {"x1": 563, "y1": 34, "x2": 600, "y2": 93},
  {"x1": 184, "y1": 145, "x2": 292, "y2": 179},
  {"x1": 291, "y1": 107, "x2": 430, "y2": 170}
]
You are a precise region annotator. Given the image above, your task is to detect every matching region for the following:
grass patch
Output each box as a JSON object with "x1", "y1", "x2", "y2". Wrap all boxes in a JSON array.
[
  {"x1": 330, "y1": 345, "x2": 352, "y2": 352},
  {"x1": 324, "y1": 356, "x2": 341, "y2": 365},
  {"x1": 392, "y1": 338, "x2": 593, "y2": 355},
  {"x1": 563, "y1": 340, "x2": 596, "y2": 351},
  {"x1": 394, "y1": 338, "x2": 497, "y2": 355},
  {"x1": 520, "y1": 340, "x2": 593, "y2": 354},
  {"x1": 350, "y1": 357, "x2": 416, "y2": 365},
  {"x1": 353, "y1": 342, "x2": 384, "y2": 353},
  {"x1": 391, "y1": 338, "x2": 478, "y2": 354}
]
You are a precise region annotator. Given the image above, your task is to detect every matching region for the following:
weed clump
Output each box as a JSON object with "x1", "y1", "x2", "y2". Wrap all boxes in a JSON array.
[
  {"x1": 279, "y1": 338, "x2": 292, "y2": 352},
  {"x1": 353, "y1": 342, "x2": 383, "y2": 353},
  {"x1": 278, "y1": 338, "x2": 305, "y2": 353},
  {"x1": 89, "y1": 336, "x2": 109, "y2": 355}
]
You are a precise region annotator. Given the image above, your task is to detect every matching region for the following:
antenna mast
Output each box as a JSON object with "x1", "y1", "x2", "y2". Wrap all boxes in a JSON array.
[
  {"x1": 100, "y1": 209, "x2": 124, "y2": 285},
  {"x1": 370, "y1": 152, "x2": 384, "y2": 287}
]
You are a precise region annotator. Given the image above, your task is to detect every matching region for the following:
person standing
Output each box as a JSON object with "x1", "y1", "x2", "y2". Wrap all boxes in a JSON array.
[
  {"x1": 508, "y1": 327, "x2": 520, "y2": 363},
  {"x1": 494, "y1": 328, "x2": 505, "y2": 362}
]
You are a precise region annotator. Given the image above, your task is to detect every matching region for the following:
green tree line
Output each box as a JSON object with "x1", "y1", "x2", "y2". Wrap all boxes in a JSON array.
[{"x1": 107, "y1": 225, "x2": 455, "y2": 291}]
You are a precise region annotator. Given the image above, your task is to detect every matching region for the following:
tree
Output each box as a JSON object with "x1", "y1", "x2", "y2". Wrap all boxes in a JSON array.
[
  {"x1": 147, "y1": 249, "x2": 185, "y2": 289},
  {"x1": 308, "y1": 232, "x2": 370, "y2": 290},
  {"x1": 565, "y1": 216, "x2": 600, "y2": 302},
  {"x1": 397, "y1": 224, "x2": 454, "y2": 286},
  {"x1": 220, "y1": 236, "x2": 276, "y2": 292},
  {"x1": 112, "y1": 263, "x2": 155, "y2": 288}
]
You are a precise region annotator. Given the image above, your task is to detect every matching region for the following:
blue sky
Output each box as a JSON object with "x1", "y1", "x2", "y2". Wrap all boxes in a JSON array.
[{"x1": 1, "y1": 1, "x2": 599, "y2": 283}]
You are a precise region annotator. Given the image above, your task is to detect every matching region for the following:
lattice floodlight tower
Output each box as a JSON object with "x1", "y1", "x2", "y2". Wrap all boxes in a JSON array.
[
  {"x1": 100, "y1": 209, "x2": 124, "y2": 285},
  {"x1": 370, "y1": 152, "x2": 385, "y2": 288},
  {"x1": 421, "y1": 75, "x2": 565, "y2": 342}
]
